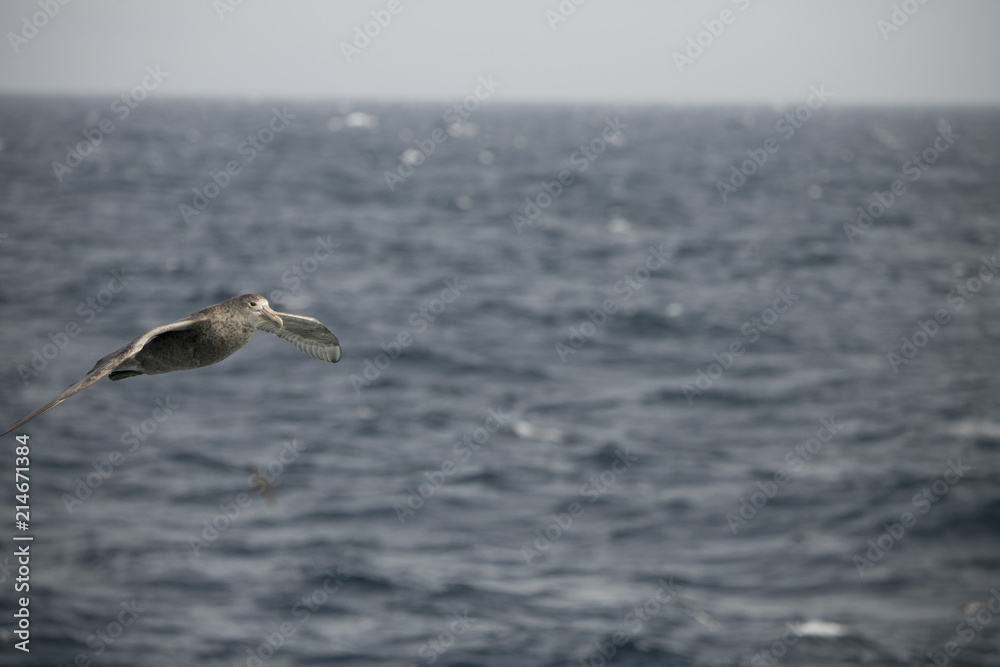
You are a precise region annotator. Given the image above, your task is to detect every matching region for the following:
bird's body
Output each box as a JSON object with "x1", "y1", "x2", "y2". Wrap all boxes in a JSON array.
[
  {"x1": 1, "y1": 294, "x2": 341, "y2": 436},
  {"x1": 112, "y1": 307, "x2": 257, "y2": 377},
  {"x1": 133, "y1": 323, "x2": 247, "y2": 374}
]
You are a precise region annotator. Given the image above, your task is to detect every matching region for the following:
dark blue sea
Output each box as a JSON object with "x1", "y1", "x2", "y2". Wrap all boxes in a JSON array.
[{"x1": 0, "y1": 96, "x2": 999, "y2": 666}]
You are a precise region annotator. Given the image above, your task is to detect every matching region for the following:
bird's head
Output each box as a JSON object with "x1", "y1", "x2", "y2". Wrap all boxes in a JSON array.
[{"x1": 238, "y1": 294, "x2": 283, "y2": 329}]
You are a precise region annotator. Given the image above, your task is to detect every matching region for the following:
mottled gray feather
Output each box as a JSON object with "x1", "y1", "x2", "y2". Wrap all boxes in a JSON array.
[{"x1": 256, "y1": 312, "x2": 342, "y2": 363}]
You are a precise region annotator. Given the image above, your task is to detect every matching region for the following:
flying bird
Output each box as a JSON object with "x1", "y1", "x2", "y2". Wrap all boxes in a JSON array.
[{"x1": 1, "y1": 294, "x2": 341, "y2": 436}]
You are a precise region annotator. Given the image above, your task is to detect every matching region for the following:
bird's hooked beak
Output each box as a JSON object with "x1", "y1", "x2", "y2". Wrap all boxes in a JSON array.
[{"x1": 262, "y1": 305, "x2": 284, "y2": 329}]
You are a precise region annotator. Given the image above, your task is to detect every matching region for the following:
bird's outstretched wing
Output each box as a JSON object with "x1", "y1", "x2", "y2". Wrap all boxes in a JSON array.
[
  {"x1": 0, "y1": 318, "x2": 202, "y2": 437},
  {"x1": 256, "y1": 312, "x2": 342, "y2": 363}
]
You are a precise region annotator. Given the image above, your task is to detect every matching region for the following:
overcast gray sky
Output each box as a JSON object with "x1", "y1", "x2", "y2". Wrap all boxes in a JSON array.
[{"x1": 0, "y1": 0, "x2": 997, "y2": 105}]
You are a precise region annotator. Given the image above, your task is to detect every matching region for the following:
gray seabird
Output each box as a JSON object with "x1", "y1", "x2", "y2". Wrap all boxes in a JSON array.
[{"x1": 1, "y1": 294, "x2": 341, "y2": 436}]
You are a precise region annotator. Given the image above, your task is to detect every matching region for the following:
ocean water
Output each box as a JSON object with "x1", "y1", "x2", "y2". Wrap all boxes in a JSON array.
[{"x1": 0, "y1": 96, "x2": 999, "y2": 666}]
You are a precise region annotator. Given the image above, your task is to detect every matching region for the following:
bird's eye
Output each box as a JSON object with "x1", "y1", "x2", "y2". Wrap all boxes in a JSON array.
[{"x1": 248, "y1": 301, "x2": 257, "y2": 307}]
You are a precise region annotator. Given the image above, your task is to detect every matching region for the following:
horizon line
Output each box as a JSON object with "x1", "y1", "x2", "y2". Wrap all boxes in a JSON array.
[{"x1": 1, "y1": 89, "x2": 999, "y2": 111}]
